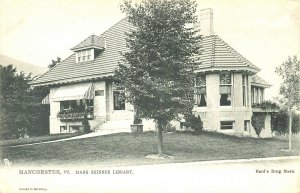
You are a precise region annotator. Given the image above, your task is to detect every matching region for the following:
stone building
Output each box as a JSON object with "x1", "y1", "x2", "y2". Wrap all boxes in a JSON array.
[{"x1": 30, "y1": 9, "x2": 273, "y2": 137}]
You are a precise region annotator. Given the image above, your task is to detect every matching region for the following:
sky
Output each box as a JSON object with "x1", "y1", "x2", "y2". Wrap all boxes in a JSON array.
[{"x1": 0, "y1": 0, "x2": 299, "y2": 99}]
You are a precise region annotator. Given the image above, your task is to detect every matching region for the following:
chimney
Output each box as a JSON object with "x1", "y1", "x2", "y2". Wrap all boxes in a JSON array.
[{"x1": 194, "y1": 8, "x2": 214, "y2": 36}]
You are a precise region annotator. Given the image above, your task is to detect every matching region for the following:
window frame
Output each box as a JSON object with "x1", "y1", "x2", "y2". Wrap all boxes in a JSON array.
[
  {"x1": 220, "y1": 121, "x2": 235, "y2": 130},
  {"x1": 242, "y1": 74, "x2": 248, "y2": 107},
  {"x1": 113, "y1": 82, "x2": 126, "y2": 111},
  {"x1": 219, "y1": 73, "x2": 232, "y2": 107},
  {"x1": 194, "y1": 74, "x2": 207, "y2": 107},
  {"x1": 244, "y1": 120, "x2": 250, "y2": 132}
]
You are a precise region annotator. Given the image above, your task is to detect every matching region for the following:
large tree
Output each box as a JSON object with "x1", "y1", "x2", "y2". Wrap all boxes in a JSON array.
[
  {"x1": 0, "y1": 64, "x2": 49, "y2": 139},
  {"x1": 275, "y1": 55, "x2": 300, "y2": 150},
  {"x1": 115, "y1": 0, "x2": 201, "y2": 156}
]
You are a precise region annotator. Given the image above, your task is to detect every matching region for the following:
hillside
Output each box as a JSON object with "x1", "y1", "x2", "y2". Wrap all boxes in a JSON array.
[{"x1": 0, "y1": 54, "x2": 47, "y2": 77}]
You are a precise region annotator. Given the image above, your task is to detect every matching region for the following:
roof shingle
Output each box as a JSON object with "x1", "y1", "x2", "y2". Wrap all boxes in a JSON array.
[
  {"x1": 71, "y1": 34, "x2": 106, "y2": 51},
  {"x1": 31, "y1": 18, "x2": 264, "y2": 86},
  {"x1": 251, "y1": 75, "x2": 271, "y2": 87}
]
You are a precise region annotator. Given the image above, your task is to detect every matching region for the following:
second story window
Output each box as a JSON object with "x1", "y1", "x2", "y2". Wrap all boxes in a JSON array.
[
  {"x1": 194, "y1": 74, "x2": 207, "y2": 107},
  {"x1": 220, "y1": 73, "x2": 232, "y2": 106},
  {"x1": 76, "y1": 49, "x2": 93, "y2": 63}
]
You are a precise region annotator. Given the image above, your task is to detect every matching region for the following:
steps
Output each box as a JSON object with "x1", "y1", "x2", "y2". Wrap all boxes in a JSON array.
[{"x1": 94, "y1": 119, "x2": 133, "y2": 134}]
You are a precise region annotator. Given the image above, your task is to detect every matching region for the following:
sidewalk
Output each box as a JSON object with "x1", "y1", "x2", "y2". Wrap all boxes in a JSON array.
[{"x1": 4, "y1": 130, "x2": 129, "y2": 148}]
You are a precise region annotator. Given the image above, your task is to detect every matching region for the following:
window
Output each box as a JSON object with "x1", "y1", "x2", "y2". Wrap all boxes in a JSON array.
[
  {"x1": 76, "y1": 49, "x2": 93, "y2": 63},
  {"x1": 60, "y1": 101, "x2": 70, "y2": 111},
  {"x1": 113, "y1": 82, "x2": 125, "y2": 110},
  {"x1": 244, "y1": 120, "x2": 250, "y2": 132},
  {"x1": 60, "y1": 99, "x2": 93, "y2": 112},
  {"x1": 69, "y1": 126, "x2": 81, "y2": 132},
  {"x1": 60, "y1": 126, "x2": 67, "y2": 132},
  {"x1": 113, "y1": 91, "x2": 125, "y2": 110},
  {"x1": 86, "y1": 99, "x2": 94, "y2": 112},
  {"x1": 220, "y1": 73, "x2": 232, "y2": 106},
  {"x1": 220, "y1": 121, "x2": 234, "y2": 130},
  {"x1": 194, "y1": 74, "x2": 207, "y2": 107},
  {"x1": 242, "y1": 75, "x2": 248, "y2": 107},
  {"x1": 87, "y1": 50, "x2": 91, "y2": 60},
  {"x1": 69, "y1": 100, "x2": 77, "y2": 109}
]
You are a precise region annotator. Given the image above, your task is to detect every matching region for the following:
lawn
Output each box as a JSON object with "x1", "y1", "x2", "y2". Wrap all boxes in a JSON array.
[
  {"x1": 0, "y1": 132, "x2": 82, "y2": 147},
  {"x1": 1, "y1": 131, "x2": 299, "y2": 167}
]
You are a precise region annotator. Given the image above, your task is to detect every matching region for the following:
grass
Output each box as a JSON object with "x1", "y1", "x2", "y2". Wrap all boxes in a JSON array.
[
  {"x1": 1, "y1": 131, "x2": 299, "y2": 167},
  {"x1": 0, "y1": 132, "x2": 83, "y2": 147}
]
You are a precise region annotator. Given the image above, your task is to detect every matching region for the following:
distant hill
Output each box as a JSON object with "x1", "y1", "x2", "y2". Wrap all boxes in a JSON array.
[{"x1": 0, "y1": 54, "x2": 47, "y2": 77}]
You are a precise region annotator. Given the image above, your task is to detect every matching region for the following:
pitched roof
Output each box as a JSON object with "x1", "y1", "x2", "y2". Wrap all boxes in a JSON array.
[
  {"x1": 198, "y1": 35, "x2": 260, "y2": 72},
  {"x1": 31, "y1": 18, "x2": 263, "y2": 86},
  {"x1": 31, "y1": 18, "x2": 132, "y2": 86},
  {"x1": 71, "y1": 35, "x2": 106, "y2": 51},
  {"x1": 251, "y1": 75, "x2": 271, "y2": 88}
]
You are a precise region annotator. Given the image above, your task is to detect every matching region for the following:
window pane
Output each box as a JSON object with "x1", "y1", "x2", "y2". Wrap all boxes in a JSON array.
[
  {"x1": 195, "y1": 75, "x2": 206, "y2": 86},
  {"x1": 60, "y1": 101, "x2": 69, "y2": 111},
  {"x1": 220, "y1": 85, "x2": 231, "y2": 94},
  {"x1": 194, "y1": 87, "x2": 206, "y2": 94},
  {"x1": 243, "y1": 86, "x2": 246, "y2": 107},
  {"x1": 199, "y1": 94, "x2": 207, "y2": 107},
  {"x1": 220, "y1": 73, "x2": 231, "y2": 84},
  {"x1": 220, "y1": 121, "x2": 234, "y2": 130},
  {"x1": 220, "y1": 94, "x2": 231, "y2": 106}
]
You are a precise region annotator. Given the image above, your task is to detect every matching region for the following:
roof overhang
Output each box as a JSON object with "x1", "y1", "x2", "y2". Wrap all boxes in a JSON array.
[
  {"x1": 251, "y1": 83, "x2": 271, "y2": 88},
  {"x1": 29, "y1": 72, "x2": 114, "y2": 88},
  {"x1": 195, "y1": 66, "x2": 260, "y2": 74},
  {"x1": 71, "y1": 45, "x2": 105, "y2": 52}
]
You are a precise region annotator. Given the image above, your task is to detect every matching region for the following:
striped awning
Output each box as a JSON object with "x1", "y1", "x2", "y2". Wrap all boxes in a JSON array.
[
  {"x1": 42, "y1": 94, "x2": 50, "y2": 104},
  {"x1": 51, "y1": 83, "x2": 94, "y2": 101}
]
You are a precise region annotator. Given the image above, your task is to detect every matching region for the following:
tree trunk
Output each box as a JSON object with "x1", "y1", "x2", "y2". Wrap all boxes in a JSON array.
[
  {"x1": 157, "y1": 120, "x2": 164, "y2": 157},
  {"x1": 288, "y1": 109, "x2": 292, "y2": 151}
]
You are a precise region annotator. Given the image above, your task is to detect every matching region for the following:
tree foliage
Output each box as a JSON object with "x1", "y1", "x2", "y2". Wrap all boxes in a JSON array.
[
  {"x1": 275, "y1": 55, "x2": 300, "y2": 109},
  {"x1": 48, "y1": 57, "x2": 61, "y2": 69},
  {"x1": 275, "y1": 55, "x2": 300, "y2": 150},
  {"x1": 0, "y1": 64, "x2": 49, "y2": 139},
  {"x1": 251, "y1": 113, "x2": 266, "y2": 137},
  {"x1": 115, "y1": 0, "x2": 201, "y2": 155}
]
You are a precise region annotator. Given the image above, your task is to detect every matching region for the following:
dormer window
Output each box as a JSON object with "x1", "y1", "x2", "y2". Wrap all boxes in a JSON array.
[
  {"x1": 76, "y1": 49, "x2": 94, "y2": 63},
  {"x1": 71, "y1": 34, "x2": 106, "y2": 63}
]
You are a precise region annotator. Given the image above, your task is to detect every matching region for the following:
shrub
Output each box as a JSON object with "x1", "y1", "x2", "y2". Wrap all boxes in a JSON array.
[
  {"x1": 185, "y1": 115, "x2": 203, "y2": 134},
  {"x1": 252, "y1": 100, "x2": 280, "y2": 110},
  {"x1": 272, "y1": 110, "x2": 300, "y2": 134},
  {"x1": 251, "y1": 112, "x2": 266, "y2": 137},
  {"x1": 163, "y1": 122, "x2": 176, "y2": 132},
  {"x1": 82, "y1": 116, "x2": 90, "y2": 133}
]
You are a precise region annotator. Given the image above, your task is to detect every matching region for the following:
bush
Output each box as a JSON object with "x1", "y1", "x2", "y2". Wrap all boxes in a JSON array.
[
  {"x1": 82, "y1": 116, "x2": 90, "y2": 133},
  {"x1": 252, "y1": 100, "x2": 280, "y2": 110},
  {"x1": 272, "y1": 110, "x2": 300, "y2": 134},
  {"x1": 185, "y1": 115, "x2": 203, "y2": 134},
  {"x1": 163, "y1": 122, "x2": 176, "y2": 132},
  {"x1": 251, "y1": 112, "x2": 266, "y2": 137}
]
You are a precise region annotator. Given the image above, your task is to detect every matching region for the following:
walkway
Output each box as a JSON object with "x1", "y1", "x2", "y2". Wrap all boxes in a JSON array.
[{"x1": 5, "y1": 130, "x2": 130, "y2": 148}]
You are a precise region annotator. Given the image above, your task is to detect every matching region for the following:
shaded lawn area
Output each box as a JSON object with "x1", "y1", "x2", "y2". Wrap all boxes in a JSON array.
[
  {"x1": 0, "y1": 132, "x2": 83, "y2": 147},
  {"x1": 1, "y1": 131, "x2": 299, "y2": 167}
]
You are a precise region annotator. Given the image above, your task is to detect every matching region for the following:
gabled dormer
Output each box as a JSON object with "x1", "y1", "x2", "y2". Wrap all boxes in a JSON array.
[{"x1": 71, "y1": 34, "x2": 106, "y2": 63}]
